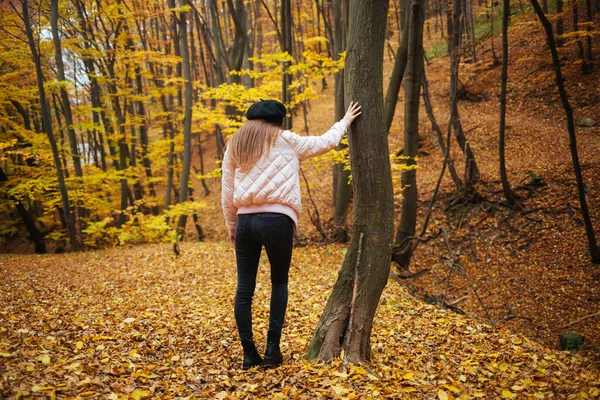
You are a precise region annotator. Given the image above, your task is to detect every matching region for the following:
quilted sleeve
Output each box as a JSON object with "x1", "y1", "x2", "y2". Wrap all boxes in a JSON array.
[
  {"x1": 283, "y1": 119, "x2": 350, "y2": 161},
  {"x1": 221, "y1": 147, "x2": 237, "y2": 237}
]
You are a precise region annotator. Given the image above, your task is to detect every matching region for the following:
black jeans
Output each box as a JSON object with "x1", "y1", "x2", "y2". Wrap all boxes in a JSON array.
[{"x1": 234, "y1": 212, "x2": 294, "y2": 348}]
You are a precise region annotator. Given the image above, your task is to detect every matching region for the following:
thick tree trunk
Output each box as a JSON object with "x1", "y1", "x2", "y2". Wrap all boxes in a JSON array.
[
  {"x1": 177, "y1": 0, "x2": 194, "y2": 234},
  {"x1": 306, "y1": 0, "x2": 394, "y2": 363},
  {"x1": 499, "y1": 0, "x2": 516, "y2": 206},
  {"x1": 392, "y1": 0, "x2": 426, "y2": 269},
  {"x1": 22, "y1": 0, "x2": 78, "y2": 251},
  {"x1": 51, "y1": 0, "x2": 83, "y2": 178},
  {"x1": 530, "y1": 0, "x2": 600, "y2": 264}
]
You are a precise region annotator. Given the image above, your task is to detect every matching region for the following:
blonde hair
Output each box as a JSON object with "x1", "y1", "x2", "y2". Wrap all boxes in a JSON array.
[{"x1": 229, "y1": 119, "x2": 283, "y2": 170}]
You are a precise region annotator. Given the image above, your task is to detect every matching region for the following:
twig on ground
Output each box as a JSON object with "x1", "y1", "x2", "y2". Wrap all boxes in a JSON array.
[{"x1": 553, "y1": 311, "x2": 600, "y2": 331}]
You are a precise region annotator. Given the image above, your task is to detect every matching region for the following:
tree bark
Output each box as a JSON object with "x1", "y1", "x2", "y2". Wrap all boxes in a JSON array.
[
  {"x1": 530, "y1": 0, "x2": 600, "y2": 263},
  {"x1": 22, "y1": 0, "x2": 78, "y2": 251},
  {"x1": 51, "y1": 0, "x2": 83, "y2": 178},
  {"x1": 499, "y1": 0, "x2": 516, "y2": 206},
  {"x1": 306, "y1": 0, "x2": 394, "y2": 363},
  {"x1": 177, "y1": 0, "x2": 195, "y2": 234},
  {"x1": 0, "y1": 165, "x2": 46, "y2": 254},
  {"x1": 281, "y1": 0, "x2": 293, "y2": 129},
  {"x1": 383, "y1": 9, "x2": 410, "y2": 134},
  {"x1": 392, "y1": 0, "x2": 426, "y2": 269},
  {"x1": 449, "y1": 0, "x2": 480, "y2": 188},
  {"x1": 556, "y1": 0, "x2": 564, "y2": 47},
  {"x1": 332, "y1": 0, "x2": 351, "y2": 241}
]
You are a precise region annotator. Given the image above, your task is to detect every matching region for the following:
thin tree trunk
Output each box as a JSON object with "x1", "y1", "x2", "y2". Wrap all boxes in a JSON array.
[
  {"x1": 421, "y1": 69, "x2": 464, "y2": 190},
  {"x1": 556, "y1": 0, "x2": 564, "y2": 47},
  {"x1": 383, "y1": 9, "x2": 411, "y2": 134},
  {"x1": 0, "y1": 165, "x2": 46, "y2": 254},
  {"x1": 306, "y1": 0, "x2": 394, "y2": 363},
  {"x1": 281, "y1": 0, "x2": 293, "y2": 129},
  {"x1": 491, "y1": 0, "x2": 499, "y2": 63},
  {"x1": 500, "y1": 0, "x2": 516, "y2": 206},
  {"x1": 584, "y1": 0, "x2": 593, "y2": 66},
  {"x1": 572, "y1": 0, "x2": 590, "y2": 73},
  {"x1": 392, "y1": 0, "x2": 426, "y2": 269},
  {"x1": 530, "y1": 0, "x2": 600, "y2": 263},
  {"x1": 51, "y1": 0, "x2": 83, "y2": 178},
  {"x1": 450, "y1": 0, "x2": 480, "y2": 188},
  {"x1": 177, "y1": 0, "x2": 194, "y2": 234},
  {"x1": 21, "y1": 0, "x2": 78, "y2": 251},
  {"x1": 332, "y1": 0, "x2": 351, "y2": 241}
]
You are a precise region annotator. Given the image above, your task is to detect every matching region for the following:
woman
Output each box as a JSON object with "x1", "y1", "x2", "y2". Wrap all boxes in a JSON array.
[{"x1": 221, "y1": 99, "x2": 361, "y2": 369}]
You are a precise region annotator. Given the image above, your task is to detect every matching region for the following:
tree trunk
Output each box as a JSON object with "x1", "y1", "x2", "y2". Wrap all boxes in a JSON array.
[
  {"x1": 332, "y1": 0, "x2": 351, "y2": 241},
  {"x1": 491, "y1": 0, "x2": 498, "y2": 63},
  {"x1": 383, "y1": 8, "x2": 410, "y2": 134},
  {"x1": 499, "y1": 0, "x2": 516, "y2": 206},
  {"x1": 556, "y1": 0, "x2": 564, "y2": 47},
  {"x1": 306, "y1": 0, "x2": 394, "y2": 363},
  {"x1": 22, "y1": 0, "x2": 78, "y2": 251},
  {"x1": 449, "y1": 0, "x2": 480, "y2": 188},
  {"x1": 530, "y1": 0, "x2": 600, "y2": 264},
  {"x1": 177, "y1": 0, "x2": 194, "y2": 234},
  {"x1": 466, "y1": 0, "x2": 477, "y2": 62},
  {"x1": 572, "y1": 0, "x2": 591, "y2": 73},
  {"x1": 51, "y1": 0, "x2": 83, "y2": 178},
  {"x1": 0, "y1": 165, "x2": 46, "y2": 254},
  {"x1": 134, "y1": 62, "x2": 159, "y2": 215},
  {"x1": 421, "y1": 70, "x2": 464, "y2": 191},
  {"x1": 281, "y1": 0, "x2": 293, "y2": 129},
  {"x1": 584, "y1": 0, "x2": 593, "y2": 66},
  {"x1": 392, "y1": 0, "x2": 426, "y2": 269}
]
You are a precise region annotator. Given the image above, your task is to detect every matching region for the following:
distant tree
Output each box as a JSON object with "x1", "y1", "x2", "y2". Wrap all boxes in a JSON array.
[
  {"x1": 19, "y1": 0, "x2": 78, "y2": 251},
  {"x1": 530, "y1": 0, "x2": 600, "y2": 264},
  {"x1": 50, "y1": 0, "x2": 83, "y2": 179},
  {"x1": 281, "y1": 0, "x2": 293, "y2": 129},
  {"x1": 392, "y1": 0, "x2": 426, "y2": 269},
  {"x1": 176, "y1": 0, "x2": 194, "y2": 234},
  {"x1": 306, "y1": 0, "x2": 394, "y2": 362},
  {"x1": 499, "y1": 0, "x2": 517, "y2": 206}
]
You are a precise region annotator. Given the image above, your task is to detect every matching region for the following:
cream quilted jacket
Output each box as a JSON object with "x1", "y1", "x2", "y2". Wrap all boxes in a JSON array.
[{"x1": 221, "y1": 119, "x2": 350, "y2": 236}]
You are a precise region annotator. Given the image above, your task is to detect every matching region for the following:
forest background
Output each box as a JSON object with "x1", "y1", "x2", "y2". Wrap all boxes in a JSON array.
[{"x1": 1, "y1": 0, "x2": 600, "y2": 397}]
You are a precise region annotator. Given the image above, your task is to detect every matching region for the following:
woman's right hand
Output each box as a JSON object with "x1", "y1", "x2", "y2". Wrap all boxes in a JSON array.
[{"x1": 343, "y1": 101, "x2": 362, "y2": 124}]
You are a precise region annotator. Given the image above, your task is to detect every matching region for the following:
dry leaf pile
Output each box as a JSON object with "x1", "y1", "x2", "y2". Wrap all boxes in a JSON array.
[{"x1": 1, "y1": 243, "x2": 599, "y2": 399}]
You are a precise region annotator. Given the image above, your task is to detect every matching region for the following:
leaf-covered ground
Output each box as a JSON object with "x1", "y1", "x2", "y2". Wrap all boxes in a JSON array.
[{"x1": 1, "y1": 243, "x2": 599, "y2": 399}]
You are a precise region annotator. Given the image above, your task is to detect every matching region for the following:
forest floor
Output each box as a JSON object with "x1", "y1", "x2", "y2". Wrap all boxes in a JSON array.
[{"x1": 1, "y1": 244, "x2": 599, "y2": 398}]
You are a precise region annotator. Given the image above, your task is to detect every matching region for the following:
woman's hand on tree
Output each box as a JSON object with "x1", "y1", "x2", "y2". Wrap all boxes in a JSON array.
[{"x1": 343, "y1": 101, "x2": 362, "y2": 124}]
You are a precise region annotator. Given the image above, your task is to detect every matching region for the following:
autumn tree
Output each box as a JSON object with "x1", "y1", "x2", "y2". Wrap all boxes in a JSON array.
[
  {"x1": 499, "y1": 0, "x2": 516, "y2": 207},
  {"x1": 18, "y1": 0, "x2": 79, "y2": 251},
  {"x1": 529, "y1": 0, "x2": 600, "y2": 264},
  {"x1": 306, "y1": 0, "x2": 394, "y2": 362},
  {"x1": 392, "y1": 0, "x2": 426, "y2": 268}
]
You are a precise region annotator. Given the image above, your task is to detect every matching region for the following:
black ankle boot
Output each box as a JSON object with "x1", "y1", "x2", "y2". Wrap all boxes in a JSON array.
[
  {"x1": 263, "y1": 331, "x2": 283, "y2": 368},
  {"x1": 241, "y1": 341, "x2": 262, "y2": 370}
]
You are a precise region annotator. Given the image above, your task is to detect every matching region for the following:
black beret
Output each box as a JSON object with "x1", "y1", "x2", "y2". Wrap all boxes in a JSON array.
[{"x1": 246, "y1": 100, "x2": 286, "y2": 124}]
